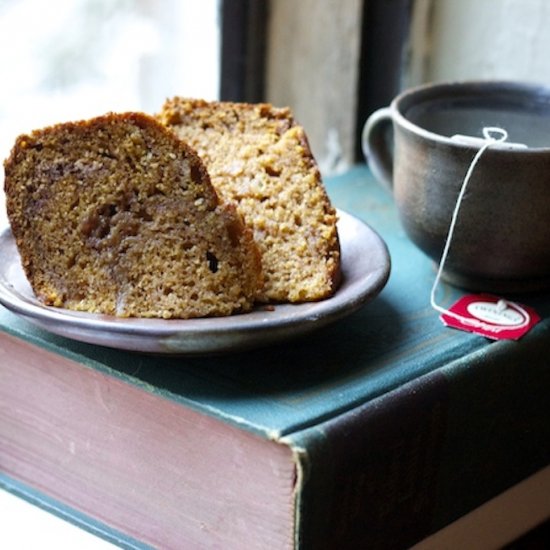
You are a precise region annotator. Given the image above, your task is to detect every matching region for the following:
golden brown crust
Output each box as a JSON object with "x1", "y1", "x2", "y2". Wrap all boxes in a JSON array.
[
  {"x1": 4, "y1": 112, "x2": 263, "y2": 318},
  {"x1": 158, "y1": 98, "x2": 341, "y2": 302}
]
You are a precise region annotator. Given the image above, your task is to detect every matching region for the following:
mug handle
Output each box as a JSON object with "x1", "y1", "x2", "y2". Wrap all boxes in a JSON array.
[{"x1": 361, "y1": 107, "x2": 394, "y2": 191}]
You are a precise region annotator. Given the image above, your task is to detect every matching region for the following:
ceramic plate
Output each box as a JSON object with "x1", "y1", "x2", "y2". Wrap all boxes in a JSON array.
[{"x1": 0, "y1": 210, "x2": 390, "y2": 354}]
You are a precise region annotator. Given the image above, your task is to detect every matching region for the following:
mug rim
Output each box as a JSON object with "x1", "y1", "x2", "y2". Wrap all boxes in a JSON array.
[{"x1": 391, "y1": 79, "x2": 550, "y2": 152}]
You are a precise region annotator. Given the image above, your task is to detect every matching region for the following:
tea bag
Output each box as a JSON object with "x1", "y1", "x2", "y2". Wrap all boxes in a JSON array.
[
  {"x1": 450, "y1": 133, "x2": 527, "y2": 150},
  {"x1": 431, "y1": 127, "x2": 540, "y2": 340}
]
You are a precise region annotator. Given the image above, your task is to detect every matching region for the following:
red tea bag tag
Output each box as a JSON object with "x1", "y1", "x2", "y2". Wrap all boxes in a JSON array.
[{"x1": 440, "y1": 293, "x2": 540, "y2": 340}]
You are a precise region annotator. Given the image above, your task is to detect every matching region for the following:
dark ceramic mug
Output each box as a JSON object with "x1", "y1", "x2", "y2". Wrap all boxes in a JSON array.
[{"x1": 362, "y1": 80, "x2": 550, "y2": 292}]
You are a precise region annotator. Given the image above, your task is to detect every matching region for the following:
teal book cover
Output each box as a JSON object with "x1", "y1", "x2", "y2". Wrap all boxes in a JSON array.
[{"x1": 2, "y1": 167, "x2": 550, "y2": 549}]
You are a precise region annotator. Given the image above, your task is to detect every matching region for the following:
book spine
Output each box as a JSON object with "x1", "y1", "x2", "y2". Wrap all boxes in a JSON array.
[
  {"x1": 294, "y1": 370, "x2": 450, "y2": 549},
  {"x1": 293, "y1": 326, "x2": 550, "y2": 549}
]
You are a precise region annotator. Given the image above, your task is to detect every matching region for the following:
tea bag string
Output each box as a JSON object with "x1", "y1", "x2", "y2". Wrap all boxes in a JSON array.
[{"x1": 429, "y1": 126, "x2": 530, "y2": 332}]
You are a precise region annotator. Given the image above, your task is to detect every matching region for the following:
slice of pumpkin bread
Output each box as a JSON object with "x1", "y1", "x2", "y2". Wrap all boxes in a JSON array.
[
  {"x1": 157, "y1": 98, "x2": 341, "y2": 303},
  {"x1": 4, "y1": 112, "x2": 262, "y2": 318}
]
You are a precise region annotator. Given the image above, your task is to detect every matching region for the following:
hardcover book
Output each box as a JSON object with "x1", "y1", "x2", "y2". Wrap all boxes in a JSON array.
[{"x1": 1, "y1": 167, "x2": 549, "y2": 549}]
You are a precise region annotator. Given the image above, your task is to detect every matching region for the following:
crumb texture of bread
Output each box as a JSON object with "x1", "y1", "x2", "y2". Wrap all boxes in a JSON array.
[
  {"x1": 157, "y1": 98, "x2": 341, "y2": 303},
  {"x1": 3, "y1": 112, "x2": 262, "y2": 318}
]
